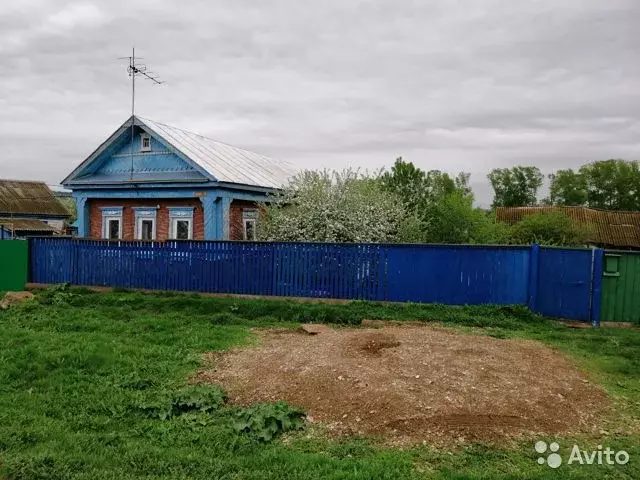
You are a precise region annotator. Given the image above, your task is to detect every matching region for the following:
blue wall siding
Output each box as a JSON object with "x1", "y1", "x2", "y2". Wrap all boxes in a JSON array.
[{"x1": 29, "y1": 239, "x2": 600, "y2": 320}]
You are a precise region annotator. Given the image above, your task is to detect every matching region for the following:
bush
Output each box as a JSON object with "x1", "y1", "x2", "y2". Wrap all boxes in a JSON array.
[
  {"x1": 233, "y1": 402, "x2": 306, "y2": 442},
  {"x1": 136, "y1": 385, "x2": 228, "y2": 420},
  {"x1": 507, "y1": 211, "x2": 590, "y2": 246}
]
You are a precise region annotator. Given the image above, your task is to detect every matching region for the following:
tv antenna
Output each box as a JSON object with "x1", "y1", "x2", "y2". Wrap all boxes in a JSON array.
[{"x1": 118, "y1": 47, "x2": 164, "y2": 180}]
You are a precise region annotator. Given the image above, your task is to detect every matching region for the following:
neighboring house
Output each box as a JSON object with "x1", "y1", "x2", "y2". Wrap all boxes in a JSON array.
[
  {"x1": 0, "y1": 180, "x2": 71, "y2": 239},
  {"x1": 496, "y1": 206, "x2": 640, "y2": 249},
  {"x1": 62, "y1": 115, "x2": 296, "y2": 241}
]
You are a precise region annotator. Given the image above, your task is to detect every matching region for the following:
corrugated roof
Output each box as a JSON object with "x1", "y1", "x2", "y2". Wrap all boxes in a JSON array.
[
  {"x1": 0, "y1": 180, "x2": 70, "y2": 217},
  {"x1": 138, "y1": 117, "x2": 297, "y2": 189},
  {"x1": 496, "y1": 206, "x2": 640, "y2": 248},
  {"x1": 0, "y1": 218, "x2": 57, "y2": 232}
]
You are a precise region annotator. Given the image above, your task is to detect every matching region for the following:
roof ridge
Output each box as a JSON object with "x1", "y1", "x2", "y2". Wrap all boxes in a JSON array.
[
  {"x1": 0, "y1": 178, "x2": 48, "y2": 185},
  {"x1": 137, "y1": 116, "x2": 266, "y2": 157}
]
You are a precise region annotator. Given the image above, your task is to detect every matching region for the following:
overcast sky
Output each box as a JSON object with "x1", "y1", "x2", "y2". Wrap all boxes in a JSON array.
[{"x1": 1, "y1": 0, "x2": 638, "y2": 205}]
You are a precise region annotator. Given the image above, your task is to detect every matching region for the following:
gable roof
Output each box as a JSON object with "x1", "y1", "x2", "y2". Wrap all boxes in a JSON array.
[
  {"x1": 0, "y1": 180, "x2": 70, "y2": 217},
  {"x1": 63, "y1": 116, "x2": 297, "y2": 190},
  {"x1": 0, "y1": 218, "x2": 57, "y2": 232},
  {"x1": 496, "y1": 206, "x2": 640, "y2": 248}
]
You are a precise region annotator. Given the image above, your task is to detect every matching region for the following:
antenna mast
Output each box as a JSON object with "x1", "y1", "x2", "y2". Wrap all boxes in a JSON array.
[{"x1": 119, "y1": 47, "x2": 163, "y2": 180}]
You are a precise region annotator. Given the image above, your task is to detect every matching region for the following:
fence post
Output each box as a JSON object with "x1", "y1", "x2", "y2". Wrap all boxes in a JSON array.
[
  {"x1": 591, "y1": 248, "x2": 604, "y2": 328},
  {"x1": 528, "y1": 243, "x2": 540, "y2": 311}
]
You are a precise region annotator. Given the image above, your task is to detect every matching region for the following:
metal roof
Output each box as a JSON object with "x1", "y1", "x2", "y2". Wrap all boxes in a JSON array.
[
  {"x1": 138, "y1": 117, "x2": 297, "y2": 189},
  {"x1": 496, "y1": 206, "x2": 640, "y2": 248},
  {"x1": 0, "y1": 180, "x2": 70, "y2": 217},
  {"x1": 0, "y1": 218, "x2": 57, "y2": 232}
]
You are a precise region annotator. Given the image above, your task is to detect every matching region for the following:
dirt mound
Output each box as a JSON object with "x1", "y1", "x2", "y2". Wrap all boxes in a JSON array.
[
  {"x1": 196, "y1": 325, "x2": 608, "y2": 446},
  {"x1": 348, "y1": 332, "x2": 401, "y2": 356},
  {"x1": 0, "y1": 291, "x2": 35, "y2": 310}
]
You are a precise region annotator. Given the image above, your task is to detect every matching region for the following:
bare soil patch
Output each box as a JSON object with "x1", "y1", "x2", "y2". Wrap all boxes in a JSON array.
[{"x1": 196, "y1": 325, "x2": 608, "y2": 446}]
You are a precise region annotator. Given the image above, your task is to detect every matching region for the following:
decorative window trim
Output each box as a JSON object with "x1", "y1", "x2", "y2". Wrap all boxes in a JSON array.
[
  {"x1": 140, "y1": 133, "x2": 151, "y2": 152},
  {"x1": 242, "y1": 208, "x2": 259, "y2": 220},
  {"x1": 100, "y1": 206, "x2": 123, "y2": 240}
]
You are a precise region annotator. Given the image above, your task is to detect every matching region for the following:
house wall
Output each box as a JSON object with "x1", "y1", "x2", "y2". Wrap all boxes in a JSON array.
[
  {"x1": 88, "y1": 199, "x2": 204, "y2": 241},
  {"x1": 229, "y1": 200, "x2": 262, "y2": 240}
]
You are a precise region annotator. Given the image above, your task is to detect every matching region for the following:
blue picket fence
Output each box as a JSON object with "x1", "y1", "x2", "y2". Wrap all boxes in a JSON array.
[{"x1": 28, "y1": 238, "x2": 604, "y2": 322}]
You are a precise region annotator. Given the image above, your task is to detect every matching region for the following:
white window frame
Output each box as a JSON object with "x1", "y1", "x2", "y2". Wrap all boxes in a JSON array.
[
  {"x1": 140, "y1": 133, "x2": 151, "y2": 152},
  {"x1": 102, "y1": 215, "x2": 122, "y2": 240},
  {"x1": 136, "y1": 217, "x2": 156, "y2": 241},
  {"x1": 243, "y1": 218, "x2": 257, "y2": 241},
  {"x1": 242, "y1": 208, "x2": 258, "y2": 241},
  {"x1": 170, "y1": 217, "x2": 193, "y2": 240}
]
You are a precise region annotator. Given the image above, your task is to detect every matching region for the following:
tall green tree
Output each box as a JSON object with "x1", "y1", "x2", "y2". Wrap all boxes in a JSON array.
[
  {"x1": 548, "y1": 169, "x2": 588, "y2": 206},
  {"x1": 379, "y1": 157, "x2": 430, "y2": 212},
  {"x1": 488, "y1": 166, "x2": 543, "y2": 208},
  {"x1": 380, "y1": 158, "x2": 472, "y2": 209},
  {"x1": 578, "y1": 159, "x2": 640, "y2": 210}
]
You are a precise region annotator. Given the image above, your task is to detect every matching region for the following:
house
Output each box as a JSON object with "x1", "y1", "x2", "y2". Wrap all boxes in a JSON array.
[
  {"x1": 62, "y1": 115, "x2": 296, "y2": 241},
  {"x1": 0, "y1": 180, "x2": 71, "y2": 239},
  {"x1": 496, "y1": 206, "x2": 640, "y2": 249}
]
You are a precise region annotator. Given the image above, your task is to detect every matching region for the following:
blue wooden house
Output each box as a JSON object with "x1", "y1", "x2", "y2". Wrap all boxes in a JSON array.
[{"x1": 62, "y1": 115, "x2": 296, "y2": 241}]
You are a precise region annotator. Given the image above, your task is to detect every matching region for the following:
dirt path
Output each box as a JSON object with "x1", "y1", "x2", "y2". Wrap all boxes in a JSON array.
[{"x1": 196, "y1": 325, "x2": 608, "y2": 446}]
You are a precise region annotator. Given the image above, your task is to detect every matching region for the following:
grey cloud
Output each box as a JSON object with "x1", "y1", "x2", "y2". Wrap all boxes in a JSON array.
[{"x1": 0, "y1": 0, "x2": 639, "y2": 206}]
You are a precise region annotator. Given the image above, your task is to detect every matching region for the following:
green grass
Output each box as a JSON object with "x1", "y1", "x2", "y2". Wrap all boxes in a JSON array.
[{"x1": 0, "y1": 288, "x2": 638, "y2": 479}]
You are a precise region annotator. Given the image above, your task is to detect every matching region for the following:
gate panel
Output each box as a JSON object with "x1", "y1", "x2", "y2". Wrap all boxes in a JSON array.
[
  {"x1": 535, "y1": 248, "x2": 593, "y2": 321},
  {"x1": 601, "y1": 252, "x2": 640, "y2": 323}
]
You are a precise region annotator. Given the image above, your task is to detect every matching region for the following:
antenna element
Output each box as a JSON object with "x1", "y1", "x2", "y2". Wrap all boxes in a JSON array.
[{"x1": 118, "y1": 47, "x2": 164, "y2": 180}]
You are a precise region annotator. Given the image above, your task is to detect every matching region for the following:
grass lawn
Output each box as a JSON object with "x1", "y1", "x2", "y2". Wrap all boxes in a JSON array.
[{"x1": 0, "y1": 287, "x2": 638, "y2": 479}]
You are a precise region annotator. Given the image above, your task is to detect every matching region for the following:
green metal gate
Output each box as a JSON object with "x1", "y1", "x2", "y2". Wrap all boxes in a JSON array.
[
  {"x1": 601, "y1": 251, "x2": 640, "y2": 324},
  {"x1": 0, "y1": 240, "x2": 28, "y2": 291}
]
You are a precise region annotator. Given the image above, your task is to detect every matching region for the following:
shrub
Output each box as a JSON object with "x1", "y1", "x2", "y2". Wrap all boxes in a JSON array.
[
  {"x1": 508, "y1": 211, "x2": 591, "y2": 246},
  {"x1": 232, "y1": 402, "x2": 306, "y2": 442}
]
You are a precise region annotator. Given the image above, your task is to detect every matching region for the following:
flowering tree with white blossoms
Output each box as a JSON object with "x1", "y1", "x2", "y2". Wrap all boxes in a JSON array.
[{"x1": 258, "y1": 169, "x2": 410, "y2": 243}]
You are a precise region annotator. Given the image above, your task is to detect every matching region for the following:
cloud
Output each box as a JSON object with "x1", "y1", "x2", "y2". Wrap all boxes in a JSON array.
[{"x1": 0, "y1": 0, "x2": 638, "y2": 206}]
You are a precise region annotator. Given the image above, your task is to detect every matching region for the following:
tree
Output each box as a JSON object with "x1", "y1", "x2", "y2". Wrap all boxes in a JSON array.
[
  {"x1": 379, "y1": 158, "x2": 430, "y2": 212},
  {"x1": 421, "y1": 191, "x2": 508, "y2": 244},
  {"x1": 488, "y1": 166, "x2": 543, "y2": 208},
  {"x1": 380, "y1": 158, "x2": 472, "y2": 209},
  {"x1": 578, "y1": 159, "x2": 640, "y2": 210},
  {"x1": 380, "y1": 158, "x2": 480, "y2": 243},
  {"x1": 258, "y1": 169, "x2": 408, "y2": 243},
  {"x1": 548, "y1": 169, "x2": 588, "y2": 206},
  {"x1": 508, "y1": 212, "x2": 590, "y2": 246}
]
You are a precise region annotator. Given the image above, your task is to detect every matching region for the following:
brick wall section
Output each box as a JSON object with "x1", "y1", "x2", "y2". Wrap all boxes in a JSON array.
[
  {"x1": 229, "y1": 200, "x2": 261, "y2": 240},
  {"x1": 88, "y1": 199, "x2": 204, "y2": 241}
]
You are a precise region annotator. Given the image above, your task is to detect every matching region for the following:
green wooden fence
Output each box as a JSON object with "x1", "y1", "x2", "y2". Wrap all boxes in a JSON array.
[
  {"x1": 601, "y1": 251, "x2": 640, "y2": 324},
  {"x1": 0, "y1": 240, "x2": 28, "y2": 291}
]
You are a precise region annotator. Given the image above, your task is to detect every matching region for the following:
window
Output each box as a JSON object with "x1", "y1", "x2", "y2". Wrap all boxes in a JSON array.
[
  {"x1": 101, "y1": 207, "x2": 123, "y2": 240},
  {"x1": 107, "y1": 219, "x2": 121, "y2": 239},
  {"x1": 168, "y1": 207, "x2": 194, "y2": 240},
  {"x1": 244, "y1": 219, "x2": 256, "y2": 240},
  {"x1": 140, "y1": 134, "x2": 151, "y2": 152},
  {"x1": 242, "y1": 208, "x2": 258, "y2": 241},
  {"x1": 133, "y1": 207, "x2": 158, "y2": 240},
  {"x1": 171, "y1": 218, "x2": 192, "y2": 240},
  {"x1": 137, "y1": 218, "x2": 155, "y2": 241}
]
